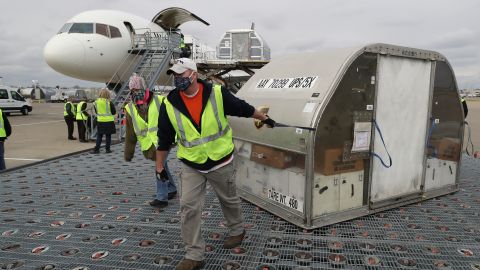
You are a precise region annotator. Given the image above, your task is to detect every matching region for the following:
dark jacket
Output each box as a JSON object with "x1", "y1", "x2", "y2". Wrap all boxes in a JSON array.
[
  {"x1": 0, "y1": 112, "x2": 12, "y2": 142},
  {"x1": 157, "y1": 80, "x2": 255, "y2": 171},
  {"x1": 64, "y1": 103, "x2": 75, "y2": 118},
  {"x1": 94, "y1": 101, "x2": 116, "y2": 135},
  {"x1": 124, "y1": 91, "x2": 157, "y2": 161}
]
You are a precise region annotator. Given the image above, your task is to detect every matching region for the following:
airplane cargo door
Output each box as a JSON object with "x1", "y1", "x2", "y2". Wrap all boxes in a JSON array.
[{"x1": 370, "y1": 56, "x2": 431, "y2": 204}]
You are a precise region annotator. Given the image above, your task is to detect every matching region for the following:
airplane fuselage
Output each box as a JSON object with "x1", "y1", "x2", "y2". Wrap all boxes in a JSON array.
[{"x1": 44, "y1": 10, "x2": 163, "y2": 84}]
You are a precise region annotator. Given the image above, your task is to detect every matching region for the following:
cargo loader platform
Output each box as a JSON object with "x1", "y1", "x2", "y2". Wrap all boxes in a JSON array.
[{"x1": 0, "y1": 144, "x2": 479, "y2": 269}]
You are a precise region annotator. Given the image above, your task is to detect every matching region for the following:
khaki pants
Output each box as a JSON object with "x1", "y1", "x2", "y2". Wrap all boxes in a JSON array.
[{"x1": 179, "y1": 161, "x2": 244, "y2": 261}]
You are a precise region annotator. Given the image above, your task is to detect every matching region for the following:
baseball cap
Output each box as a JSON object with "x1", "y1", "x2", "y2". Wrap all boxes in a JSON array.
[{"x1": 167, "y1": 58, "x2": 197, "y2": 75}]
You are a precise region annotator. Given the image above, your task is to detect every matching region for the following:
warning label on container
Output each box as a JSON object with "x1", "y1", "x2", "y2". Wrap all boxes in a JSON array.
[
  {"x1": 267, "y1": 189, "x2": 304, "y2": 213},
  {"x1": 255, "y1": 76, "x2": 318, "y2": 89}
]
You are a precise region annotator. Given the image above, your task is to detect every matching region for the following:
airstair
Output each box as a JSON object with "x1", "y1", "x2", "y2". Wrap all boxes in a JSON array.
[{"x1": 88, "y1": 30, "x2": 181, "y2": 140}]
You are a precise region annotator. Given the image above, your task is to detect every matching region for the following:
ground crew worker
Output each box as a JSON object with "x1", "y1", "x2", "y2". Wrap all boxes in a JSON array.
[
  {"x1": 91, "y1": 89, "x2": 116, "y2": 153},
  {"x1": 76, "y1": 99, "x2": 90, "y2": 142},
  {"x1": 155, "y1": 58, "x2": 275, "y2": 270},
  {"x1": 179, "y1": 33, "x2": 190, "y2": 58},
  {"x1": 124, "y1": 73, "x2": 177, "y2": 207},
  {"x1": 0, "y1": 108, "x2": 12, "y2": 171},
  {"x1": 64, "y1": 96, "x2": 77, "y2": 140},
  {"x1": 461, "y1": 96, "x2": 468, "y2": 118}
]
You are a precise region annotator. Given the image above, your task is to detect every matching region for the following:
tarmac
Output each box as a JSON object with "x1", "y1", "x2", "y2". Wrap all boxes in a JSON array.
[
  {"x1": 0, "y1": 101, "x2": 479, "y2": 269},
  {"x1": 3, "y1": 100, "x2": 480, "y2": 170},
  {"x1": 3, "y1": 103, "x2": 120, "y2": 169}
]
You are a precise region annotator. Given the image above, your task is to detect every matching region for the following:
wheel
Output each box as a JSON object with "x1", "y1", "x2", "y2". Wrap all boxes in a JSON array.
[{"x1": 21, "y1": 106, "x2": 29, "y2": 115}]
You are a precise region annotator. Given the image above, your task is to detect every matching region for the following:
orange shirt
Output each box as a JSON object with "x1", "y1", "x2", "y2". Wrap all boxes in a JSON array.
[{"x1": 180, "y1": 84, "x2": 203, "y2": 126}]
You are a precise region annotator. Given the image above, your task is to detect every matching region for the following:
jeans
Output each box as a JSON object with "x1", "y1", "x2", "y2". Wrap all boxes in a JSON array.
[
  {"x1": 95, "y1": 133, "x2": 111, "y2": 150},
  {"x1": 0, "y1": 141, "x2": 5, "y2": 170},
  {"x1": 156, "y1": 160, "x2": 177, "y2": 201}
]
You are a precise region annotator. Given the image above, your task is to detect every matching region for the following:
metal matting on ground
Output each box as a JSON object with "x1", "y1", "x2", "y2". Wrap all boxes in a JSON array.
[{"x1": 1, "y1": 144, "x2": 479, "y2": 269}]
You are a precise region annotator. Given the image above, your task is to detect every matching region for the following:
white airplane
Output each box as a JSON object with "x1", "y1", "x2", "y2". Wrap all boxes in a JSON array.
[{"x1": 44, "y1": 8, "x2": 208, "y2": 89}]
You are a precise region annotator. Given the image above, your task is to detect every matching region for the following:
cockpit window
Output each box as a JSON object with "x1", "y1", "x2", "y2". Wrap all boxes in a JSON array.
[
  {"x1": 109, "y1": 26, "x2": 122, "y2": 38},
  {"x1": 95, "y1": 23, "x2": 109, "y2": 37},
  {"x1": 69, "y1": 23, "x2": 94, "y2": 34},
  {"x1": 58, "y1": 23, "x2": 73, "y2": 34},
  {"x1": 58, "y1": 22, "x2": 121, "y2": 38}
]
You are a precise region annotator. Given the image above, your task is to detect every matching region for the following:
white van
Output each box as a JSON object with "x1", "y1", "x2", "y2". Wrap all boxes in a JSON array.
[{"x1": 0, "y1": 85, "x2": 33, "y2": 115}]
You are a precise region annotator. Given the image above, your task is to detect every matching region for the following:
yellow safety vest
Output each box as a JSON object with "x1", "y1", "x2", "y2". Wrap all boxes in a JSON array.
[
  {"x1": 125, "y1": 95, "x2": 164, "y2": 151},
  {"x1": 165, "y1": 85, "x2": 234, "y2": 164},
  {"x1": 95, "y1": 98, "x2": 114, "y2": 122},
  {"x1": 0, "y1": 109, "x2": 6, "y2": 138},
  {"x1": 180, "y1": 37, "x2": 185, "y2": 48},
  {"x1": 460, "y1": 97, "x2": 465, "y2": 103},
  {"x1": 76, "y1": 101, "x2": 88, "y2": 120},
  {"x1": 63, "y1": 102, "x2": 76, "y2": 117}
]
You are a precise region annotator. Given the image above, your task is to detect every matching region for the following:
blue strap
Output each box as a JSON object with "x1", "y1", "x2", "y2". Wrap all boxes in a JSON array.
[
  {"x1": 425, "y1": 118, "x2": 437, "y2": 158},
  {"x1": 371, "y1": 119, "x2": 392, "y2": 168}
]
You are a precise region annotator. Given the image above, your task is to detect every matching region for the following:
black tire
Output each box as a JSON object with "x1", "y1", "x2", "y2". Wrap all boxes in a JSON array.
[{"x1": 21, "y1": 106, "x2": 29, "y2": 115}]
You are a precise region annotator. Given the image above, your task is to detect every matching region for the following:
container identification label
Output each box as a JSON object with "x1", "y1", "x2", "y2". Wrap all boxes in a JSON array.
[
  {"x1": 267, "y1": 189, "x2": 304, "y2": 213},
  {"x1": 256, "y1": 76, "x2": 317, "y2": 89}
]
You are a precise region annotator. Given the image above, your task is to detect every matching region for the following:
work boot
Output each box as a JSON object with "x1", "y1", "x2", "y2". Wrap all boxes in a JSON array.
[
  {"x1": 68, "y1": 137, "x2": 77, "y2": 140},
  {"x1": 175, "y1": 259, "x2": 205, "y2": 270},
  {"x1": 223, "y1": 230, "x2": 246, "y2": 249},
  {"x1": 90, "y1": 149, "x2": 100, "y2": 154},
  {"x1": 149, "y1": 199, "x2": 168, "y2": 208},
  {"x1": 168, "y1": 191, "x2": 178, "y2": 200},
  {"x1": 106, "y1": 149, "x2": 112, "y2": 153}
]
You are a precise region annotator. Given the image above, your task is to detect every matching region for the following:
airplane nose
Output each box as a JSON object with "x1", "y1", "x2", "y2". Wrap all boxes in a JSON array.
[{"x1": 44, "y1": 35, "x2": 86, "y2": 75}]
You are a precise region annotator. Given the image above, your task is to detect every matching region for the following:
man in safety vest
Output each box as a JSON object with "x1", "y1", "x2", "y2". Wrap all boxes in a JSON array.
[
  {"x1": 0, "y1": 108, "x2": 12, "y2": 171},
  {"x1": 124, "y1": 73, "x2": 177, "y2": 207},
  {"x1": 63, "y1": 96, "x2": 77, "y2": 140},
  {"x1": 76, "y1": 98, "x2": 90, "y2": 142},
  {"x1": 155, "y1": 58, "x2": 276, "y2": 270},
  {"x1": 179, "y1": 33, "x2": 190, "y2": 58}
]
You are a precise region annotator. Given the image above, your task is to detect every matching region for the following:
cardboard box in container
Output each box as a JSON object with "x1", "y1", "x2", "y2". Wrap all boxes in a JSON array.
[
  {"x1": 437, "y1": 137, "x2": 460, "y2": 162},
  {"x1": 315, "y1": 148, "x2": 363, "y2": 175},
  {"x1": 250, "y1": 144, "x2": 295, "y2": 169}
]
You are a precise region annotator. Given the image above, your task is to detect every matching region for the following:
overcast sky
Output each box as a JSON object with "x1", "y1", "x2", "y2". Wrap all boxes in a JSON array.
[{"x1": 0, "y1": 0, "x2": 478, "y2": 89}]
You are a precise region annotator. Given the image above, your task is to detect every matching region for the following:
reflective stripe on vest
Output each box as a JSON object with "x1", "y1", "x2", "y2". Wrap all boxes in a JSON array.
[
  {"x1": 95, "y1": 98, "x2": 114, "y2": 122},
  {"x1": 125, "y1": 95, "x2": 164, "y2": 151},
  {"x1": 76, "y1": 101, "x2": 88, "y2": 120},
  {"x1": 0, "y1": 108, "x2": 6, "y2": 138},
  {"x1": 173, "y1": 89, "x2": 230, "y2": 148},
  {"x1": 165, "y1": 84, "x2": 234, "y2": 164},
  {"x1": 63, "y1": 102, "x2": 75, "y2": 117}
]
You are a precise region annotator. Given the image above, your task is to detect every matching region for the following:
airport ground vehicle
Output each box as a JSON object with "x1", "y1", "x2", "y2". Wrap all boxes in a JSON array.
[
  {"x1": 49, "y1": 90, "x2": 69, "y2": 103},
  {"x1": 0, "y1": 85, "x2": 32, "y2": 115}
]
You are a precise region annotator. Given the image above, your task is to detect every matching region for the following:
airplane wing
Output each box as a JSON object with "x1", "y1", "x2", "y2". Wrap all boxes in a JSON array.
[{"x1": 152, "y1": 7, "x2": 209, "y2": 30}]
